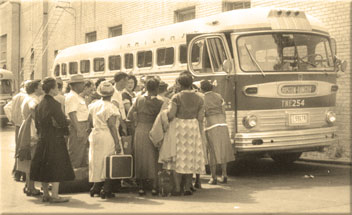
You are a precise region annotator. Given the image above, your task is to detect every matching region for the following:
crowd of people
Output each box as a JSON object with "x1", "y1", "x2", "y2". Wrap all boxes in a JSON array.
[{"x1": 7, "y1": 71, "x2": 235, "y2": 203}]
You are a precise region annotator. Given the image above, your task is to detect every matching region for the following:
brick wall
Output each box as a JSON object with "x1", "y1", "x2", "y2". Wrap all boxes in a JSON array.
[
  {"x1": 0, "y1": 1, "x2": 20, "y2": 88},
  {"x1": 252, "y1": 0, "x2": 351, "y2": 159}
]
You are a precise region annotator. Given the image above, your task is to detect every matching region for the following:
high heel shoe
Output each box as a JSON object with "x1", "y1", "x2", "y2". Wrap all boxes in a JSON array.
[
  {"x1": 151, "y1": 189, "x2": 158, "y2": 196},
  {"x1": 208, "y1": 178, "x2": 217, "y2": 185},
  {"x1": 90, "y1": 188, "x2": 101, "y2": 197},
  {"x1": 42, "y1": 195, "x2": 51, "y2": 202},
  {"x1": 26, "y1": 188, "x2": 42, "y2": 196},
  {"x1": 138, "y1": 189, "x2": 146, "y2": 196},
  {"x1": 100, "y1": 190, "x2": 114, "y2": 199},
  {"x1": 49, "y1": 196, "x2": 70, "y2": 203},
  {"x1": 194, "y1": 181, "x2": 202, "y2": 189},
  {"x1": 218, "y1": 176, "x2": 227, "y2": 184}
]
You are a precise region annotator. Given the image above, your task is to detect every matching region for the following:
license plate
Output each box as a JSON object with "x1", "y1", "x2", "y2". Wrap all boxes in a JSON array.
[{"x1": 289, "y1": 113, "x2": 309, "y2": 126}]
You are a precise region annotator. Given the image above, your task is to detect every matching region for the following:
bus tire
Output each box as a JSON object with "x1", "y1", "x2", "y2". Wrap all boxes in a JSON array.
[{"x1": 270, "y1": 152, "x2": 302, "y2": 164}]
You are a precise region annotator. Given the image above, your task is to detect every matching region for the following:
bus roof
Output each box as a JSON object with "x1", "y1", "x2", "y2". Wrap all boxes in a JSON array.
[
  {"x1": 54, "y1": 7, "x2": 328, "y2": 64},
  {"x1": 0, "y1": 69, "x2": 14, "y2": 80}
]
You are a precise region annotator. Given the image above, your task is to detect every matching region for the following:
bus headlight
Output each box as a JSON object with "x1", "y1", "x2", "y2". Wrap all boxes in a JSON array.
[
  {"x1": 326, "y1": 111, "x2": 336, "y2": 124},
  {"x1": 243, "y1": 115, "x2": 257, "y2": 129}
]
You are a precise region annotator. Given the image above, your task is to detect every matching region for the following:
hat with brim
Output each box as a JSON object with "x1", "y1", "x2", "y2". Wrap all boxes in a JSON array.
[
  {"x1": 68, "y1": 74, "x2": 85, "y2": 83},
  {"x1": 97, "y1": 81, "x2": 114, "y2": 97}
]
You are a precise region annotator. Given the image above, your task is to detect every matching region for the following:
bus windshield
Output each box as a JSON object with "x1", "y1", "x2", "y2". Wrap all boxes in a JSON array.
[
  {"x1": 0, "y1": 80, "x2": 12, "y2": 94},
  {"x1": 237, "y1": 33, "x2": 334, "y2": 72}
]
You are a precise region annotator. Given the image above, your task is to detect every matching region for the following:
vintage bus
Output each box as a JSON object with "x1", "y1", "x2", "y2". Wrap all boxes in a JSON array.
[
  {"x1": 52, "y1": 7, "x2": 346, "y2": 164},
  {"x1": 0, "y1": 69, "x2": 15, "y2": 127}
]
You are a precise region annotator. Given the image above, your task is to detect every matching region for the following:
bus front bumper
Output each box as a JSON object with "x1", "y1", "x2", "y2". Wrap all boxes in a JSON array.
[{"x1": 234, "y1": 127, "x2": 337, "y2": 153}]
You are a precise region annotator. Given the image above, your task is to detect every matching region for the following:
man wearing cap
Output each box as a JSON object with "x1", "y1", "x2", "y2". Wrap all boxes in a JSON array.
[{"x1": 65, "y1": 74, "x2": 89, "y2": 168}]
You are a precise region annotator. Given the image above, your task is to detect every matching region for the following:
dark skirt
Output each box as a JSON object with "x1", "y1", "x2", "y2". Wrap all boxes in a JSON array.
[
  {"x1": 134, "y1": 122, "x2": 158, "y2": 180},
  {"x1": 30, "y1": 135, "x2": 75, "y2": 182}
]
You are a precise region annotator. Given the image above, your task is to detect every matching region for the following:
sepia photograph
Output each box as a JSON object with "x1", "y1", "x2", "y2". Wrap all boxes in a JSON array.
[{"x1": 0, "y1": 0, "x2": 351, "y2": 214}]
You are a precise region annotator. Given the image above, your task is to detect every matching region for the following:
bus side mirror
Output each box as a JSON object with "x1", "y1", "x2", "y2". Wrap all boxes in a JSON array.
[
  {"x1": 340, "y1": 60, "x2": 347, "y2": 72},
  {"x1": 335, "y1": 56, "x2": 347, "y2": 77},
  {"x1": 331, "y1": 38, "x2": 337, "y2": 56},
  {"x1": 223, "y1": 59, "x2": 232, "y2": 73}
]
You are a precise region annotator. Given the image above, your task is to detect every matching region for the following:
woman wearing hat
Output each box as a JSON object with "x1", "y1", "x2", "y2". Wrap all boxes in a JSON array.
[
  {"x1": 200, "y1": 80, "x2": 235, "y2": 185},
  {"x1": 87, "y1": 81, "x2": 121, "y2": 199}
]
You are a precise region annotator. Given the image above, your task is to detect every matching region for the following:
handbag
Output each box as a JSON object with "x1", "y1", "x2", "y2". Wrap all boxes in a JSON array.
[{"x1": 16, "y1": 114, "x2": 32, "y2": 161}]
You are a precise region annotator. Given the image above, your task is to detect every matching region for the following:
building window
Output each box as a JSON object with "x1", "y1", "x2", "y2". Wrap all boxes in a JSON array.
[
  {"x1": 109, "y1": 25, "x2": 122, "y2": 38},
  {"x1": 222, "y1": 1, "x2": 250, "y2": 12},
  {"x1": 94, "y1": 58, "x2": 105, "y2": 72},
  {"x1": 0, "y1": 34, "x2": 7, "y2": 65},
  {"x1": 80, "y1": 60, "x2": 90, "y2": 73},
  {"x1": 157, "y1": 47, "x2": 174, "y2": 66},
  {"x1": 137, "y1": 51, "x2": 152, "y2": 68},
  {"x1": 174, "y1": 7, "x2": 195, "y2": 23},
  {"x1": 86, "y1": 31, "x2": 97, "y2": 43}
]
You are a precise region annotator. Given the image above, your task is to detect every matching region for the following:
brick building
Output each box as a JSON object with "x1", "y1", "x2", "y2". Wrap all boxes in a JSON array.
[{"x1": 1, "y1": 0, "x2": 350, "y2": 159}]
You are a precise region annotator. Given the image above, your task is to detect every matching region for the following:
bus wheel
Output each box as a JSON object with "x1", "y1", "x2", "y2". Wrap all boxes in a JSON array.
[{"x1": 270, "y1": 152, "x2": 302, "y2": 164}]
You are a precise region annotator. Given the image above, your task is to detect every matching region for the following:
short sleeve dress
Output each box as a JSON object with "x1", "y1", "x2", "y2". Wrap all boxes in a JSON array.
[
  {"x1": 127, "y1": 95, "x2": 163, "y2": 180},
  {"x1": 88, "y1": 99, "x2": 120, "y2": 182},
  {"x1": 165, "y1": 90, "x2": 206, "y2": 174},
  {"x1": 204, "y1": 91, "x2": 235, "y2": 164}
]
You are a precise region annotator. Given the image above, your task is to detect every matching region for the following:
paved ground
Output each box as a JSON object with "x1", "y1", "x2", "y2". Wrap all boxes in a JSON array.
[{"x1": 0, "y1": 125, "x2": 351, "y2": 214}]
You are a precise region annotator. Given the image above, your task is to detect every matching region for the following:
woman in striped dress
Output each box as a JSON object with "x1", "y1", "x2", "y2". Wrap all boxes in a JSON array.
[{"x1": 200, "y1": 80, "x2": 235, "y2": 184}]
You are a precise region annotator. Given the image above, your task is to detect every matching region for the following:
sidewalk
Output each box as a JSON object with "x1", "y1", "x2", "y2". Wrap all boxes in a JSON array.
[{"x1": 300, "y1": 151, "x2": 351, "y2": 166}]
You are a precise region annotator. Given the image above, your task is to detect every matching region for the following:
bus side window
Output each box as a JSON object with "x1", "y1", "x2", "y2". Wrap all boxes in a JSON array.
[
  {"x1": 80, "y1": 60, "x2": 90, "y2": 73},
  {"x1": 61, "y1": 63, "x2": 67, "y2": 75},
  {"x1": 157, "y1": 47, "x2": 174, "y2": 66},
  {"x1": 94, "y1": 58, "x2": 105, "y2": 72},
  {"x1": 54, "y1": 64, "x2": 60, "y2": 76},
  {"x1": 69, "y1": 62, "x2": 78, "y2": 74},
  {"x1": 109, "y1": 55, "x2": 121, "y2": 71},
  {"x1": 137, "y1": 50, "x2": 153, "y2": 68},
  {"x1": 179, "y1": 44, "x2": 200, "y2": 64},
  {"x1": 179, "y1": 45, "x2": 187, "y2": 64},
  {"x1": 124, "y1": 53, "x2": 133, "y2": 69}
]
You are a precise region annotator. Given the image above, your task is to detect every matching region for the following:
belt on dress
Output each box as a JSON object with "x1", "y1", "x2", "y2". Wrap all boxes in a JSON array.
[{"x1": 204, "y1": 123, "x2": 228, "y2": 131}]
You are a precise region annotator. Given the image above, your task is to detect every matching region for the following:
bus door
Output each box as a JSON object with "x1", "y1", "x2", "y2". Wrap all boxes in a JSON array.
[{"x1": 187, "y1": 33, "x2": 237, "y2": 140}]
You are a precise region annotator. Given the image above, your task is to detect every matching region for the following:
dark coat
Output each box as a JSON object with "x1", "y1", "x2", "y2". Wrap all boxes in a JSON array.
[{"x1": 30, "y1": 95, "x2": 75, "y2": 182}]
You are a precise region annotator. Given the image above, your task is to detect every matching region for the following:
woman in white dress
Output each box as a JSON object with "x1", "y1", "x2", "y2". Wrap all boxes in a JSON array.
[
  {"x1": 88, "y1": 81, "x2": 121, "y2": 199},
  {"x1": 18, "y1": 79, "x2": 43, "y2": 196}
]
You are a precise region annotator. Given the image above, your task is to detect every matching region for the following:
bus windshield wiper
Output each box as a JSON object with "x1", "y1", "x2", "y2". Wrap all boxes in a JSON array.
[{"x1": 244, "y1": 43, "x2": 265, "y2": 77}]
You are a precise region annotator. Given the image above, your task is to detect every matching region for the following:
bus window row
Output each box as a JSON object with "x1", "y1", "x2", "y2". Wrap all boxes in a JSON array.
[{"x1": 54, "y1": 44, "x2": 200, "y2": 77}]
